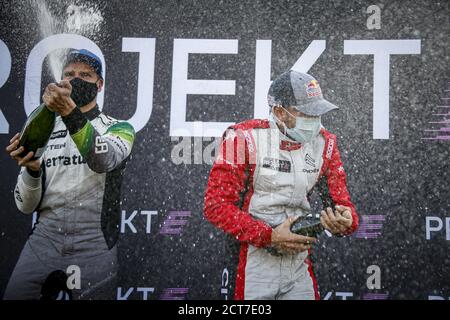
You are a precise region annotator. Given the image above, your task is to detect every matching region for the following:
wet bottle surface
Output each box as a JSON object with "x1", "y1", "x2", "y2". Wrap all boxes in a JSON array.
[
  {"x1": 266, "y1": 215, "x2": 325, "y2": 256},
  {"x1": 18, "y1": 103, "x2": 56, "y2": 159},
  {"x1": 290, "y1": 216, "x2": 324, "y2": 238}
]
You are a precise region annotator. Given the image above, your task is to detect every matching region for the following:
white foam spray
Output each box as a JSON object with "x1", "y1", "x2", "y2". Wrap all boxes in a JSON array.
[{"x1": 29, "y1": 0, "x2": 103, "y2": 80}]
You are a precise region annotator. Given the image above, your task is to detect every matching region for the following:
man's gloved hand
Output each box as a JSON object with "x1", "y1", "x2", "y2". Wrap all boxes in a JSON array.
[
  {"x1": 270, "y1": 216, "x2": 317, "y2": 255},
  {"x1": 320, "y1": 205, "x2": 353, "y2": 235}
]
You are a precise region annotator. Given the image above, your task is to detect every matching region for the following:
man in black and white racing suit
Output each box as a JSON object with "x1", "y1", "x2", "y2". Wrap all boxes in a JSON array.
[{"x1": 4, "y1": 49, "x2": 135, "y2": 300}]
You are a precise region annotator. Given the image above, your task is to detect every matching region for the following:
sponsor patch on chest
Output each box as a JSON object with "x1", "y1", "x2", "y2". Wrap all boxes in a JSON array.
[
  {"x1": 49, "y1": 130, "x2": 68, "y2": 140},
  {"x1": 262, "y1": 157, "x2": 291, "y2": 173}
]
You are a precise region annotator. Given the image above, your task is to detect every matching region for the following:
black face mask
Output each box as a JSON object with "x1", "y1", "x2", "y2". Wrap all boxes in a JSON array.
[{"x1": 70, "y1": 77, "x2": 99, "y2": 107}]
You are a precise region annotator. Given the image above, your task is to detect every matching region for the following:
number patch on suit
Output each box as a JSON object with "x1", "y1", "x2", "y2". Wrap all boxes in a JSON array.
[{"x1": 95, "y1": 136, "x2": 108, "y2": 154}]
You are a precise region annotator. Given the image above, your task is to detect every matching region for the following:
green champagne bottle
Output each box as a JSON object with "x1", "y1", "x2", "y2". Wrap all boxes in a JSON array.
[
  {"x1": 18, "y1": 103, "x2": 56, "y2": 159},
  {"x1": 290, "y1": 215, "x2": 324, "y2": 238}
]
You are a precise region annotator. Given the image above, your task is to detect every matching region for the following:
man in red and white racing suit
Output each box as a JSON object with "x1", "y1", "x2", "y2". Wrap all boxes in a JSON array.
[{"x1": 204, "y1": 70, "x2": 359, "y2": 300}]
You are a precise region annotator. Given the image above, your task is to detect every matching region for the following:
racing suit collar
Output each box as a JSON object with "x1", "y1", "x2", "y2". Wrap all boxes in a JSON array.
[{"x1": 83, "y1": 104, "x2": 101, "y2": 121}]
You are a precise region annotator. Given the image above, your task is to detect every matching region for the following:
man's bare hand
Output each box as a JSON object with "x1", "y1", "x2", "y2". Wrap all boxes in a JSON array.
[
  {"x1": 5, "y1": 133, "x2": 41, "y2": 171},
  {"x1": 320, "y1": 205, "x2": 353, "y2": 235},
  {"x1": 42, "y1": 80, "x2": 76, "y2": 116},
  {"x1": 271, "y1": 216, "x2": 317, "y2": 255}
]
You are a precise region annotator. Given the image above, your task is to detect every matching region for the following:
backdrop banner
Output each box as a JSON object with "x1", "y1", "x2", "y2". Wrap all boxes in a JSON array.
[{"x1": 0, "y1": 0, "x2": 448, "y2": 300}]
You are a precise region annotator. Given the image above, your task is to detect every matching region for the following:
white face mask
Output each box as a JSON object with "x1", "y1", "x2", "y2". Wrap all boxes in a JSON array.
[{"x1": 271, "y1": 106, "x2": 321, "y2": 144}]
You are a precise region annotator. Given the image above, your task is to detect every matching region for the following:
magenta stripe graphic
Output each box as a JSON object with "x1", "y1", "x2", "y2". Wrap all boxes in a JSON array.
[
  {"x1": 422, "y1": 136, "x2": 450, "y2": 140},
  {"x1": 362, "y1": 293, "x2": 389, "y2": 300},
  {"x1": 354, "y1": 215, "x2": 386, "y2": 239},
  {"x1": 428, "y1": 120, "x2": 450, "y2": 124},
  {"x1": 425, "y1": 127, "x2": 450, "y2": 131},
  {"x1": 159, "y1": 211, "x2": 191, "y2": 235},
  {"x1": 423, "y1": 84, "x2": 450, "y2": 141},
  {"x1": 160, "y1": 288, "x2": 189, "y2": 300}
]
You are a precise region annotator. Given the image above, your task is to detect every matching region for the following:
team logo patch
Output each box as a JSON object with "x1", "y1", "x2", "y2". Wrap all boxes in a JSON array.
[
  {"x1": 262, "y1": 157, "x2": 291, "y2": 173},
  {"x1": 306, "y1": 79, "x2": 322, "y2": 98},
  {"x1": 326, "y1": 138, "x2": 335, "y2": 159},
  {"x1": 49, "y1": 130, "x2": 68, "y2": 140},
  {"x1": 305, "y1": 153, "x2": 316, "y2": 167}
]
